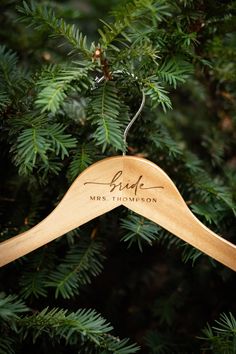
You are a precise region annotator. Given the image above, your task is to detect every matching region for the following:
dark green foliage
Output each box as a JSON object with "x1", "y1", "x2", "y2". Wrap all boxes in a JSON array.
[
  {"x1": 17, "y1": 234, "x2": 106, "y2": 300},
  {"x1": 0, "y1": 338, "x2": 15, "y2": 354},
  {"x1": 10, "y1": 116, "x2": 77, "y2": 175},
  {"x1": 17, "y1": 1, "x2": 92, "y2": 58},
  {"x1": 0, "y1": 293, "x2": 139, "y2": 353},
  {"x1": 45, "y1": 238, "x2": 105, "y2": 299},
  {"x1": 17, "y1": 307, "x2": 113, "y2": 343},
  {"x1": 121, "y1": 213, "x2": 160, "y2": 251},
  {"x1": 19, "y1": 268, "x2": 49, "y2": 299},
  {"x1": 200, "y1": 313, "x2": 236, "y2": 354},
  {"x1": 35, "y1": 63, "x2": 94, "y2": 113},
  {"x1": 0, "y1": 45, "x2": 30, "y2": 111},
  {"x1": 145, "y1": 331, "x2": 175, "y2": 354},
  {"x1": 68, "y1": 144, "x2": 96, "y2": 181},
  {"x1": 87, "y1": 81, "x2": 128, "y2": 151},
  {"x1": 0, "y1": 293, "x2": 29, "y2": 320},
  {"x1": 0, "y1": 0, "x2": 236, "y2": 353},
  {"x1": 0, "y1": 294, "x2": 29, "y2": 354}
]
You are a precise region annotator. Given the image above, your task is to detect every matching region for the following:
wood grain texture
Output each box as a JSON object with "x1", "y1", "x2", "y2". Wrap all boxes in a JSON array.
[{"x1": 0, "y1": 156, "x2": 235, "y2": 270}]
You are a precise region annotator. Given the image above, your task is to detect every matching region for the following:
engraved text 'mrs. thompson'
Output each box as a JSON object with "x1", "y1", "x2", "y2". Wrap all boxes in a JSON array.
[{"x1": 84, "y1": 170, "x2": 164, "y2": 196}]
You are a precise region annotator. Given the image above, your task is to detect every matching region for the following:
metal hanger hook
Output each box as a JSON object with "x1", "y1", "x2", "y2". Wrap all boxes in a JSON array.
[
  {"x1": 123, "y1": 89, "x2": 145, "y2": 156},
  {"x1": 95, "y1": 72, "x2": 146, "y2": 156}
]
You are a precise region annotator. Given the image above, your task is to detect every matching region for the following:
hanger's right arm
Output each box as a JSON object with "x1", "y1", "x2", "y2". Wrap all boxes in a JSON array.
[{"x1": 121, "y1": 156, "x2": 236, "y2": 271}]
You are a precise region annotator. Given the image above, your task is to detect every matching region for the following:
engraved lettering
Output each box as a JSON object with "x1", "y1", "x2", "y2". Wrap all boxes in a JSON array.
[
  {"x1": 109, "y1": 196, "x2": 158, "y2": 203},
  {"x1": 90, "y1": 195, "x2": 107, "y2": 201},
  {"x1": 84, "y1": 170, "x2": 163, "y2": 196}
]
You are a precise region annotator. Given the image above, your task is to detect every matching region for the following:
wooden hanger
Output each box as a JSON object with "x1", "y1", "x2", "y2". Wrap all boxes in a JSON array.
[
  {"x1": 1, "y1": 86, "x2": 235, "y2": 271},
  {"x1": 0, "y1": 154, "x2": 236, "y2": 270}
]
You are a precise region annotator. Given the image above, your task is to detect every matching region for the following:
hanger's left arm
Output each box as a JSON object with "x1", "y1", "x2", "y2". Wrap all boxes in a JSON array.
[{"x1": 0, "y1": 157, "x2": 123, "y2": 267}]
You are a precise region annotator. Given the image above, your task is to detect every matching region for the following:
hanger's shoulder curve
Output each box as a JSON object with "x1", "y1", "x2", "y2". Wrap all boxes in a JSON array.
[
  {"x1": 121, "y1": 156, "x2": 236, "y2": 271},
  {"x1": 0, "y1": 156, "x2": 123, "y2": 267}
]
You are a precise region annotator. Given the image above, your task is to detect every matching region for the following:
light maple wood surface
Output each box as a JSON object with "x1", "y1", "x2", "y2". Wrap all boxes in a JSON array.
[{"x1": 0, "y1": 156, "x2": 235, "y2": 270}]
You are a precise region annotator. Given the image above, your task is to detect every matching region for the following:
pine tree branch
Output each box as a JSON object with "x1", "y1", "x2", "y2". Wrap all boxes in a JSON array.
[
  {"x1": 68, "y1": 144, "x2": 95, "y2": 181},
  {"x1": 199, "y1": 312, "x2": 236, "y2": 354},
  {"x1": 35, "y1": 63, "x2": 94, "y2": 113},
  {"x1": 17, "y1": 1, "x2": 92, "y2": 58},
  {"x1": 157, "y1": 59, "x2": 193, "y2": 89},
  {"x1": 0, "y1": 293, "x2": 29, "y2": 322},
  {"x1": 144, "y1": 80, "x2": 172, "y2": 112},
  {"x1": 11, "y1": 120, "x2": 77, "y2": 175},
  {"x1": 15, "y1": 307, "x2": 140, "y2": 353},
  {"x1": 0, "y1": 45, "x2": 31, "y2": 103},
  {"x1": 0, "y1": 338, "x2": 15, "y2": 354},
  {"x1": 45, "y1": 238, "x2": 105, "y2": 299},
  {"x1": 87, "y1": 81, "x2": 125, "y2": 151},
  {"x1": 121, "y1": 213, "x2": 160, "y2": 251},
  {"x1": 98, "y1": 0, "x2": 171, "y2": 50}
]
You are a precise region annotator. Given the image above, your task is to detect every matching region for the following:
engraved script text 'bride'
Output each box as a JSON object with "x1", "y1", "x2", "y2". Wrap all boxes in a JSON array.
[{"x1": 84, "y1": 170, "x2": 164, "y2": 196}]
